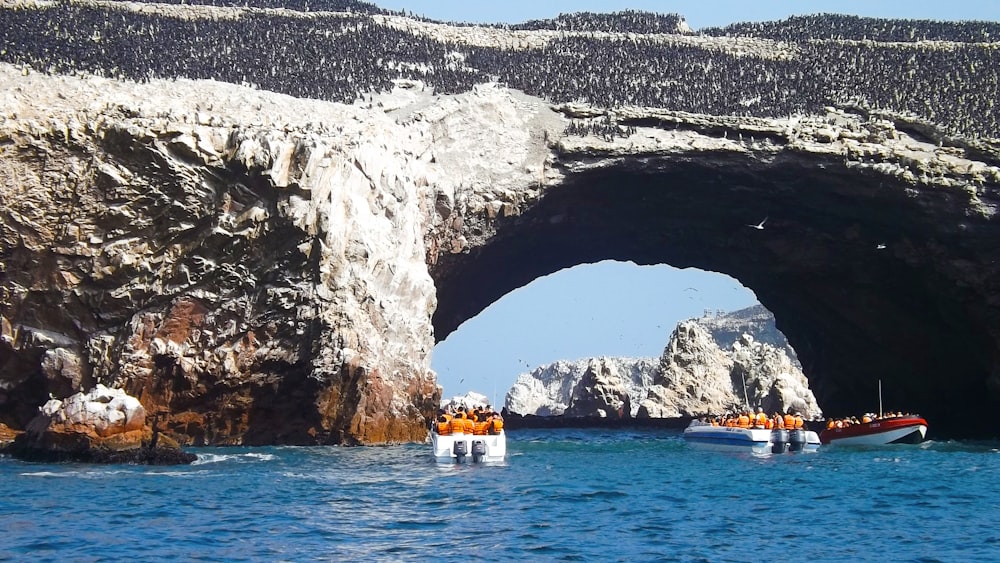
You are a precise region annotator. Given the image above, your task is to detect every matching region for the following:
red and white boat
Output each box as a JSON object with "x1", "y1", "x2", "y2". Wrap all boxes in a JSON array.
[{"x1": 819, "y1": 415, "x2": 928, "y2": 446}]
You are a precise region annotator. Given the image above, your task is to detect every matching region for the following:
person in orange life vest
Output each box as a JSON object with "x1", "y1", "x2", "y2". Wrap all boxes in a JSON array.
[
  {"x1": 753, "y1": 407, "x2": 768, "y2": 428},
  {"x1": 461, "y1": 411, "x2": 475, "y2": 434},
  {"x1": 488, "y1": 412, "x2": 504, "y2": 435},
  {"x1": 783, "y1": 412, "x2": 796, "y2": 429},
  {"x1": 793, "y1": 414, "x2": 804, "y2": 429},
  {"x1": 737, "y1": 412, "x2": 751, "y2": 428},
  {"x1": 435, "y1": 409, "x2": 452, "y2": 435},
  {"x1": 450, "y1": 410, "x2": 467, "y2": 434},
  {"x1": 773, "y1": 413, "x2": 785, "y2": 429}
]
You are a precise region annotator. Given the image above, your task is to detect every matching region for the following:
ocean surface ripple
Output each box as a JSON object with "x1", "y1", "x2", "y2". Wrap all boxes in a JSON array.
[{"x1": 2, "y1": 428, "x2": 998, "y2": 561}]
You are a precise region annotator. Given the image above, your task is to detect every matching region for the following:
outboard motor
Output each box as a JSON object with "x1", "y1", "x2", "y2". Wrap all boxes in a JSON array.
[
  {"x1": 771, "y1": 429, "x2": 789, "y2": 454},
  {"x1": 788, "y1": 429, "x2": 806, "y2": 452},
  {"x1": 453, "y1": 439, "x2": 468, "y2": 461},
  {"x1": 471, "y1": 440, "x2": 487, "y2": 463}
]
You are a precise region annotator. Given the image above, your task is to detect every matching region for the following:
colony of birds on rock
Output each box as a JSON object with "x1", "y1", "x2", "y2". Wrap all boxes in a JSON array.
[{"x1": 1, "y1": 2, "x2": 997, "y2": 140}]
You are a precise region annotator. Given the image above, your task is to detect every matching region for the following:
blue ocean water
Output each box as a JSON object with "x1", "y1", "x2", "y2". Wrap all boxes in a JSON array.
[{"x1": 2, "y1": 428, "x2": 998, "y2": 561}]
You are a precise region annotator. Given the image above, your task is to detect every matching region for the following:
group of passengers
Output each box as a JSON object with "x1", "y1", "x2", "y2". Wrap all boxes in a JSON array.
[
  {"x1": 433, "y1": 405, "x2": 504, "y2": 436},
  {"x1": 702, "y1": 407, "x2": 806, "y2": 430},
  {"x1": 825, "y1": 411, "x2": 913, "y2": 429}
]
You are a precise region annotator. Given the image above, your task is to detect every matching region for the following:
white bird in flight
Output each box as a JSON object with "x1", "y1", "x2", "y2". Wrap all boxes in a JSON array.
[{"x1": 747, "y1": 217, "x2": 767, "y2": 230}]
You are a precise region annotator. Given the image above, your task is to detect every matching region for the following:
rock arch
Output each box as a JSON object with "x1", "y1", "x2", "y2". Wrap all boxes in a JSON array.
[
  {"x1": 431, "y1": 106, "x2": 1000, "y2": 440},
  {"x1": 1, "y1": 71, "x2": 998, "y2": 444}
]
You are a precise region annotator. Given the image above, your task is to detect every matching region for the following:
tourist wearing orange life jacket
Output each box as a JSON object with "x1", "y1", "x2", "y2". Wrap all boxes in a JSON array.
[
  {"x1": 488, "y1": 412, "x2": 504, "y2": 435},
  {"x1": 783, "y1": 413, "x2": 796, "y2": 429},
  {"x1": 474, "y1": 418, "x2": 490, "y2": 435},
  {"x1": 450, "y1": 410, "x2": 467, "y2": 434},
  {"x1": 793, "y1": 414, "x2": 804, "y2": 429},
  {"x1": 433, "y1": 408, "x2": 453, "y2": 435},
  {"x1": 753, "y1": 408, "x2": 768, "y2": 428},
  {"x1": 773, "y1": 413, "x2": 785, "y2": 429},
  {"x1": 737, "y1": 412, "x2": 751, "y2": 428}
]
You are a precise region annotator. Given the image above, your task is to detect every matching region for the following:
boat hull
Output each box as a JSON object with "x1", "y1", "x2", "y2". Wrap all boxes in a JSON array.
[
  {"x1": 431, "y1": 431, "x2": 506, "y2": 463},
  {"x1": 683, "y1": 424, "x2": 820, "y2": 454},
  {"x1": 820, "y1": 416, "x2": 928, "y2": 446}
]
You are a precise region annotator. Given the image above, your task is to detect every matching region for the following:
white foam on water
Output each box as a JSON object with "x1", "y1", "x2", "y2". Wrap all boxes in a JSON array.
[
  {"x1": 191, "y1": 451, "x2": 277, "y2": 465},
  {"x1": 191, "y1": 453, "x2": 239, "y2": 465},
  {"x1": 18, "y1": 471, "x2": 66, "y2": 477}
]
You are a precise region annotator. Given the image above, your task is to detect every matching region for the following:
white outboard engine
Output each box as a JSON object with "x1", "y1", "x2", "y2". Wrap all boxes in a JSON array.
[
  {"x1": 453, "y1": 439, "x2": 468, "y2": 461},
  {"x1": 471, "y1": 440, "x2": 487, "y2": 463},
  {"x1": 788, "y1": 429, "x2": 806, "y2": 452},
  {"x1": 771, "y1": 429, "x2": 789, "y2": 454}
]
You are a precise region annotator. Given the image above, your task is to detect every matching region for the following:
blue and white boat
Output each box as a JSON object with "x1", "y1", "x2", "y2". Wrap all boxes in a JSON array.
[{"x1": 683, "y1": 420, "x2": 820, "y2": 454}]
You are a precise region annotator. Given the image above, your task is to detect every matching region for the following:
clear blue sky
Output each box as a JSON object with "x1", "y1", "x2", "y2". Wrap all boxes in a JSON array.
[
  {"x1": 376, "y1": 1, "x2": 1000, "y2": 29},
  {"x1": 370, "y1": 1, "x2": 999, "y2": 403}
]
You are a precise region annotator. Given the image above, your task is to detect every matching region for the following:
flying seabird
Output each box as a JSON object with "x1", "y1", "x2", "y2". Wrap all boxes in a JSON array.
[{"x1": 747, "y1": 217, "x2": 767, "y2": 230}]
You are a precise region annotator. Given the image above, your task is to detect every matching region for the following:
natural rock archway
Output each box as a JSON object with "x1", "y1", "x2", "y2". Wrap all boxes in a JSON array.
[
  {"x1": 2, "y1": 73, "x2": 999, "y2": 443},
  {"x1": 431, "y1": 106, "x2": 1000, "y2": 440}
]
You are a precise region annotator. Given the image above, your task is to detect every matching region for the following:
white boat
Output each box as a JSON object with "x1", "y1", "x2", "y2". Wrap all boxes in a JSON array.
[
  {"x1": 683, "y1": 421, "x2": 820, "y2": 454},
  {"x1": 431, "y1": 430, "x2": 506, "y2": 463}
]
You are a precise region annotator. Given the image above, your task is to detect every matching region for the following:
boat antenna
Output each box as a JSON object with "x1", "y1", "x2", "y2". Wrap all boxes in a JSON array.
[
  {"x1": 741, "y1": 370, "x2": 750, "y2": 410},
  {"x1": 878, "y1": 379, "x2": 883, "y2": 418}
]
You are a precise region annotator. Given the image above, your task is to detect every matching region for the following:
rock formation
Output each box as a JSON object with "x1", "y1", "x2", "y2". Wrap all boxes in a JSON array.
[
  {"x1": 506, "y1": 357, "x2": 657, "y2": 417},
  {"x1": 696, "y1": 304, "x2": 799, "y2": 365},
  {"x1": 1, "y1": 4, "x2": 1000, "y2": 441},
  {"x1": 4, "y1": 385, "x2": 196, "y2": 464},
  {"x1": 441, "y1": 391, "x2": 492, "y2": 412},
  {"x1": 506, "y1": 313, "x2": 820, "y2": 421},
  {"x1": 565, "y1": 358, "x2": 633, "y2": 419},
  {"x1": 637, "y1": 323, "x2": 821, "y2": 418}
]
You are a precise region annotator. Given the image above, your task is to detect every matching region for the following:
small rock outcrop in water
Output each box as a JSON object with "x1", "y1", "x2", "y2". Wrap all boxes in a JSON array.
[
  {"x1": 506, "y1": 310, "x2": 821, "y2": 420},
  {"x1": 4, "y1": 385, "x2": 196, "y2": 464}
]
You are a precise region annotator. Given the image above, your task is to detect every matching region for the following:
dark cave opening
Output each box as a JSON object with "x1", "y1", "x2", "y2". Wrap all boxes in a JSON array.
[{"x1": 431, "y1": 155, "x2": 998, "y2": 439}]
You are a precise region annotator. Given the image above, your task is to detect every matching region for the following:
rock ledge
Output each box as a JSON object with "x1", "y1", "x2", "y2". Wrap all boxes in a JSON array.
[{"x1": 2, "y1": 385, "x2": 196, "y2": 465}]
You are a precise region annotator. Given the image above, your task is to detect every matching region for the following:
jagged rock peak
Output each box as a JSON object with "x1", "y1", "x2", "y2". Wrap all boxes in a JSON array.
[
  {"x1": 637, "y1": 321, "x2": 821, "y2": 418},
  {"x1": 565, "y1": 358, "x2": 632, "y2": 419},
  {"x1": 505, "y1": 316, "x2": 820, "y2": 421},
  {"x1": 693, "y1": 304, "x2": 799, "y2": 365},
  {"x1": 505, "y1": 357, "x2": 657, "y2": 417}
]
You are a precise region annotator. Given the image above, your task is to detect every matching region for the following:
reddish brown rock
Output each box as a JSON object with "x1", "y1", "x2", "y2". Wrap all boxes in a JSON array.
[{"x1": 6, "y1": 385, "x2": 195, "y2": 464}]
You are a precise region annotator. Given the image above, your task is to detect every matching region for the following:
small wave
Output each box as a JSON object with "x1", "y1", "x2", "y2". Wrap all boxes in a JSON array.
[
  {"x1": 19, "y1": 469, "x2": 134, "y2": 478},
  {"x1": 151, "y1": 469, "x2": 216, "y2": 477},
  {"x1": 191, "y1": 451, "x2": 277, "y2": 465},
  {"x1": 191, "y1": 453, "x2": 238, "y2": 465}
]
